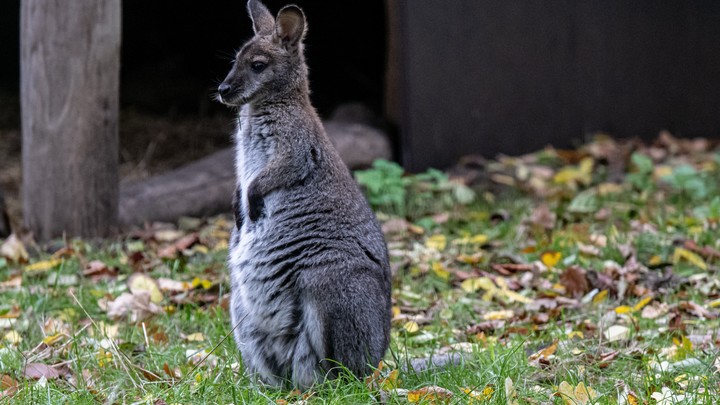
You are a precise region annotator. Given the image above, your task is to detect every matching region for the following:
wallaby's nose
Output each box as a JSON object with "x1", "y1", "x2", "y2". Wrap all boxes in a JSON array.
[{"x1": 218, "y1": 83, "x2": 232, "y2": 97}]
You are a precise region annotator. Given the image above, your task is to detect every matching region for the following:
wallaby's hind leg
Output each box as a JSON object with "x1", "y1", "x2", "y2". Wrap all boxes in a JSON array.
[{"x1": 310, "y1": 269, "x2": 390, "y2": 378}]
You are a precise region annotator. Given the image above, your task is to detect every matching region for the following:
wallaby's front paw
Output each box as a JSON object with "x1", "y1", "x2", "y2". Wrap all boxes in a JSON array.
[
  {"x1": 232, "y1": 186, "x2": 243, "y2": 230},
  {"x1": 247, "y1": 184, "x2": 265, "y2": 222}
]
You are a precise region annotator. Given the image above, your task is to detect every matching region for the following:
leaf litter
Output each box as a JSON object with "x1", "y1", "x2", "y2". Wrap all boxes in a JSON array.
[{"x1": 0, "y1": 133, "x2": 718, "y2": 402}]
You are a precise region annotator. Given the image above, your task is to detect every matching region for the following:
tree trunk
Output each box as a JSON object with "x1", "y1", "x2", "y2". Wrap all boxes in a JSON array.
[{"x1": 21, "y1": 0, "x2": 121, "y2": 240}]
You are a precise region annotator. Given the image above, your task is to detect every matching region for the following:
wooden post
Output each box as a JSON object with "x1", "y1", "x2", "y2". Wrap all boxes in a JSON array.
[{"x1": 21, "y1": 0, "x2": 121, "y2": 240}]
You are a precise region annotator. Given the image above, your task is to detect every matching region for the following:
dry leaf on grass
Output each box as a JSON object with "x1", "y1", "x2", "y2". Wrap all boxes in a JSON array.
[{"x1": 104, "y1": 291, "x2": 164, "y2": 322}]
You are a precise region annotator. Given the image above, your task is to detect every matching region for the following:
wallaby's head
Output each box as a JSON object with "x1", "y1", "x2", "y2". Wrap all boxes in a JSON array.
[{"x1": 217, "y1": 0, "x2": 308, "y2": 107}]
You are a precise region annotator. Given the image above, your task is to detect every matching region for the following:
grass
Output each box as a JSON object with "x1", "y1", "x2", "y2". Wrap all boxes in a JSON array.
[{"x1": 2, "y1": 135, "x2": 720, "y2": 404}]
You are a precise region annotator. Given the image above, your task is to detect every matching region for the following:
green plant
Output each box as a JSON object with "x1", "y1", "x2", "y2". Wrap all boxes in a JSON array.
[{"x1": 355, "y1": 159, "x2": 475, "y2": 219}]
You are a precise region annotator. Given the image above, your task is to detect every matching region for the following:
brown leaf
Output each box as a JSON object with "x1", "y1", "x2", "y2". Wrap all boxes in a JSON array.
[
  {"x1": 528, "y1": 204, "x2": 556, "y2": 230},
  {"x1": 24, "y1": 363, "x2": 60, "y2": 380},
  {"x1": 679, "y1": 301, "x2": 717, "y2": 319},
  {"x1": 0, "y1": 275, "x2": 22, "y2": 291},
  {"x1": 491, "y1": 263, "x2": 535, "y2": 275},
  {"x1": 82, "y1": 260, "x2": 118, "y2": 281},
  {"x1": 597, "y1": 351, "x2": 620, "y2": 368},
  {"x1": 528, "y1": 340, "x2": 558, "y2": 363},
  {"x1": 560, "y1": 266, "x2": 589, "y2": 297},
  {"x1": 683, "y1": 240, "x2": 720, "y2": 260},
  {"x1": 163, "y1": 363, "x2": 181, "y2": 379},
  {"x1": 0, "y1": 374, "x2": 18, "y2": 399}
]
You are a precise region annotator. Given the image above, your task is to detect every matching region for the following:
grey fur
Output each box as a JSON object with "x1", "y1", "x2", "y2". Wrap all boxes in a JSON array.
[{"x1": 218, "y1": 0, "x2": 391, "y2": 389}]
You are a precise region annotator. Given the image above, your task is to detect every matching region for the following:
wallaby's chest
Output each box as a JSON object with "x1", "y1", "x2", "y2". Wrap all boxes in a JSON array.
[{"x1": 236, "y1": 113, "x2": 275, "y2": 181}]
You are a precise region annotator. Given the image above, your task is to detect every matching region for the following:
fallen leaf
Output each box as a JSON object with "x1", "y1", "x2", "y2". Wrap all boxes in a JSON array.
[
  {"x1": 632, "y1": 296, "x2": 653, "y2": 312},
  {"x1": 425, "y1": 234, "x2": 447, "y2": 251},
  {"x1": 482, "y1": 310, "x2": 514, "y2": 321},
  {"x1": 3, "y1": 331, "x2": 21, "y2": 345},
  {"x1": 529, "y1": 340, "x2": 558, "y2": 363},
  {"x1": 83, "y1": 260, "x2": 117, "y2": 281},
  {"x1": 556, "y1": 381, "x2": 598, "y2": 405},
  {"x1": 0, "y1": 234, "x2": 29, "y2": 263},
  {"x1": 540, "y1": 251, "x2": 561, "y2": 268},
  {"x1": 505, "y1": 377, "x2": 520, "y2": 405},
  {"x1": 191, "y1": 277, "x2": 213, "y2": 290},
  {"x1": 650, "y1": 386, "x2": 687, "y2": 404},
  {"x1": 604, "y1": 325, "x2": 630, "y2": 342},
  {"x1": 460, "y1": 277, "x2": 494, "y2": 294},
  {"x1": 672, "y1": 247, "x2": 707, "y2": 270},
  {"x1": 185, "y1": 332, "x2": 205, "y2": 342},
  {"x1": 105, "y1": 291, "x2": 164, "y2": 322},
  {"x1": 431, "y1": 262, "x2": 450, "y2": 281},
  {"x1": 128, "y1": 273, "x2": 164, "y2": 304},
  {"x1": 407, "y1": 386, "x2": 454, "y2": 403},
  {"x1": 559, "y1": 266, "x2": 588, "y2": 297},
  {"x1": 25, "y1": 259, "x2": 62, "y2": 273},
  {"x1": 0, "y1": 374, "x2": 18, "y2": 399},
  {"x1": 24, "y1": 363, "x2": 60, "y2": 380},
  {"x1": 0, "y1": 275, "x2": 21, "y2": 291},
  {"x1": 157, "y1": 277, "x2": 193, "y2": 293},
  {"x1": 679, "y1": 301, "x2": 717, "y2": 319},
  {"x1": 403, "y1": 321, "x2": 420, "y2": 333},
  {"x1": 462, "y1": 384, "x2": 494, "y2": 402}
]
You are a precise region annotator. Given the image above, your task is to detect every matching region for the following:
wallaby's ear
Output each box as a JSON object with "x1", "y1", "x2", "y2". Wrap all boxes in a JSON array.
[
  {"x1": 274, "y1": 5, "x2": 306, "y2": 51},
  {"x1": 247, "y1": 0, "x2": 274, "y2": 35}
]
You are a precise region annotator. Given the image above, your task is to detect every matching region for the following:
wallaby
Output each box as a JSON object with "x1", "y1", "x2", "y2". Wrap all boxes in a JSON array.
[{"x1": 217, "y1": 0, "x2": 392, "y2": 389}]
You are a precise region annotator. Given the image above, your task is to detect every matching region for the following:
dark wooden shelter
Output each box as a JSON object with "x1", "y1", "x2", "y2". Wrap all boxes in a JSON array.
[{"x1": 388, "y1": 0, "x2": 720, "y2": 171}]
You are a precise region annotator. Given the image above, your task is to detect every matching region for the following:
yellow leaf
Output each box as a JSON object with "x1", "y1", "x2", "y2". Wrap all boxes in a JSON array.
[
  {"x1": 573, "y1": 382, "x2": 598, "y2": 403},
  {"x1": 483, "y1": 310, "x2": 514, "y2": 321},
  {"x1": 653, "y1": 165, "x2": 673, "y2": 179},
  {"x1": 431, "y1": 262, "x2": 450, "y2": 281},
  {"x1": 540, "y1": 251, "x2": 562, "y2": 268},
  {"x1": 592, "y1": 289, "x2": 608, "y2": 304},
  {"x1": 597, "y1": 182, "x2": 624, "y2": 195},
  {"x1": 672, "y1": 247, "x2": 707, "y2": 270},
  {"x1": 425, "y1": 234, "x2": 447, "y2": 251},
  {"x1": 708, "y1": 299, "x2": 720, "y2": 308},
  {"x1": 127, "y1": 273, "x2": 164, "y2": 303},
  {"x1": 614, "y1": 305, "x2": 633, "y2": 314},
  {"x1": 633, "y1": 296, "x2": 653, "y2": 312},
  {"x1": 462, "y1": 384, "x2": 494, "y2": 402},
  {"x1": 457, "y1": 252, "x2": 483, "y2": 264},
  {"x1": 403, "y1": 321, "x2": 419, "y2": 333},
  {"x1": 186, "y1": 332, "x2": 205, "y2": 342},
  {"x1": 502, "y1": 289, "x2": 533, "y2": 304},
  {"x1": 567, "y1": 331, "x2": 584, "y2": 339},
  {"x1": 557, "y1": 381, "x2": 575, "y2": 404},
  {"x1": 3, "y1": 331, "x2": 21, "y2": 345},
  {"x1": 460, "y1": 277, "x2": 494, "y2": 293},
  {"x1": 557, "y1": 381, "x2": 598, "y2": 405},
  {"x1": 42, "y1": 333, "x2": 64, "y2": 345},
  {"x1": 24, "y1": 259, "x2": 62, "y2": 273},
  {"x1": 408, "y1": 386, "x2": 453, "y2": 403},
  {"x1": 391, "y1": 306, "x2": 401, "y2": 318},
  {"x1": 191, "y1": 277, "x2": 213, "y2": 290},
  {"x1": 381, "y1": 369, "x2": 399, "y2": 390},
  {"x1": 648, "y1": 255, "x2": 663, "y2": 266},
  {"x1": 456, "y1": 234, "x2": 488, "y2": 245}
]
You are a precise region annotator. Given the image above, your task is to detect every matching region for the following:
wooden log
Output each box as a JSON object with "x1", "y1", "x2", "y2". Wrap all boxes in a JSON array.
[
  {"x1": 118, "y1": 120, "x2": 392, "y2": 227},
  {"x1": 119, "y1": 148, "x2": 235, "y2": 227},
  {"x1": 21, "y1": 0, "x2": 121, "y2": 240}
]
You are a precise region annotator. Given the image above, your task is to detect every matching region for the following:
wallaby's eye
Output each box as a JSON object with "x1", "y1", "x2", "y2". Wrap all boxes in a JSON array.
[{"x1": 250, "y1": 61, "x2": 267, "y2": 73}]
